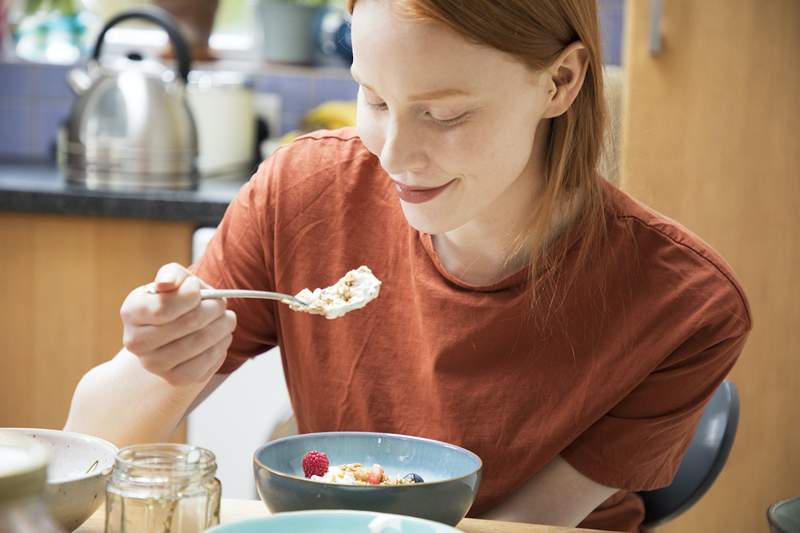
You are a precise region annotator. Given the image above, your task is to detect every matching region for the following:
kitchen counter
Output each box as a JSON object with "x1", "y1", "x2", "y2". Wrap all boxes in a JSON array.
[{"x1": 0, "y1": 160, "x2": 247, "y2": 226}]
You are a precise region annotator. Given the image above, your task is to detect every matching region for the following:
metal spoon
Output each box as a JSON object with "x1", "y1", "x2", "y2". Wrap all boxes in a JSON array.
[
  {"x1": 146, "y1": 284, "x2": 307, "y2": 308},
  {"x1": 200, "y1": 289, "x2": 308, "y2": 307}
]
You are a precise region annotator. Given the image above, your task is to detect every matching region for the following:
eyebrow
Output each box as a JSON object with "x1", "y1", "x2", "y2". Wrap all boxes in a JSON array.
[{"x1": 350, "y1": 67, "x2": 472, "y2": 102}]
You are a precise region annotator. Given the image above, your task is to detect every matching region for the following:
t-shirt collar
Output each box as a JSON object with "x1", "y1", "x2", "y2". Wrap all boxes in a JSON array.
[{"x1": 417, "y1": 231, "x2": 531, "y2": 292}]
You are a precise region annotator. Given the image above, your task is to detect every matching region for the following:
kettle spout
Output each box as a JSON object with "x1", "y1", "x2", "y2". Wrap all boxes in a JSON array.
[{"x1": 67, "y1": 68, "x2": 92, "y2": 94}]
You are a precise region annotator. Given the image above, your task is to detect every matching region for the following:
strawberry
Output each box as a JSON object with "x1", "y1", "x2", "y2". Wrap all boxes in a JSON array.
[
  {"x1": 302, "y1": 450, "x2": 329, "y2": 478},
  {"x1": 368, "y1": 464, "x2": 384, "y2": 485}
]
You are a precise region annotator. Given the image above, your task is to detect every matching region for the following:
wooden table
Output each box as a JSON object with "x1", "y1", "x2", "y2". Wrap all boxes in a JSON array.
[{"x1": 77, "y1": 498, "x2": 612, "y2": 532}]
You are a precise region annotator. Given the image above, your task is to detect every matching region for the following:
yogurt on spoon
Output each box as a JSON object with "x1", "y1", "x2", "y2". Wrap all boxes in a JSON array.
[{"x1": 290, "y1": 266, "x2": 381, "y2": 319}]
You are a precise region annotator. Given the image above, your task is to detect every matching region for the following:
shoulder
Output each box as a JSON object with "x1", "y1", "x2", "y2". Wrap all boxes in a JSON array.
[
  {"x1": 601, "y1": 180, "x2": 752, "y2": 334},
  {"x1": 258, "y1": 128, "x2": 378, "y2": 187},
  {"x1": 245, "y1": 128, "x2": 388, "y2": 216},
  {"x1": 277, "y1": 127, "x2": 370, "y2": 166}
]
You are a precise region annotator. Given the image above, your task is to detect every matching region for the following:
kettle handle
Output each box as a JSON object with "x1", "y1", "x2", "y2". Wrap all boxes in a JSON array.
[{"x1": 91, "y1": 6, "x2": 192, "y2": 84}]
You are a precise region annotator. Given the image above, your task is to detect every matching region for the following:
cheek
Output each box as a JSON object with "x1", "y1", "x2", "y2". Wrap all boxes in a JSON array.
[
  {"x1": 356, "y1": 101, "x2": 384, "y2": 157},
  {"x1": 436, "y1": 124, "x2": 521, "y2": 181},
  {"x1": 477, "y1": 115, "x2": 537, "y2": 176}
]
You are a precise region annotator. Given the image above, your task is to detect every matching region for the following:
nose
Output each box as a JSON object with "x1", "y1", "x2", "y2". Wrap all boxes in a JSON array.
[{"x1": 379, "y1": 116, "x2": 428, "y2": 176}]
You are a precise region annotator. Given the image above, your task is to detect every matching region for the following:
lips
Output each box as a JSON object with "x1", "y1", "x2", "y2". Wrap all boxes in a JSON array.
[{"x1": 392, "y1": 179, "x2": 455, "y2": 204}]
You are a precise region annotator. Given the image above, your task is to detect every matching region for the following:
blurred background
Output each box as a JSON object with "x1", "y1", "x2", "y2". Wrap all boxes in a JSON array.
[{"x1": 0, "y1": 1, "x2": 797, "y2": 532}]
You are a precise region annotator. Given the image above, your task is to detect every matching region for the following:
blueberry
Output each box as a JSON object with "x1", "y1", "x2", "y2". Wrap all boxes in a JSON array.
[{"x1": 403, "y1": 473, "x2": 424, "y2": 483}]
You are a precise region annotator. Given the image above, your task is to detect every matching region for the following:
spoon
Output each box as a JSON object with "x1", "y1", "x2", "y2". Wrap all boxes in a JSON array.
[{"x1": 146, "y1": 284, "x2": 308, "y2": 308}]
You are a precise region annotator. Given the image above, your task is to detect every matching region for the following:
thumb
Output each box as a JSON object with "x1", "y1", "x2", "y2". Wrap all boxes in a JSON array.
[{"x1": 153, "y1": 263, "x2": 193, "y2": 293}]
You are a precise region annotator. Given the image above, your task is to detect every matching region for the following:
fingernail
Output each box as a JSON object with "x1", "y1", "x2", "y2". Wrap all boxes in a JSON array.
[{"x1": 157, "y1": 273, "x2": 176, "y2": 285}]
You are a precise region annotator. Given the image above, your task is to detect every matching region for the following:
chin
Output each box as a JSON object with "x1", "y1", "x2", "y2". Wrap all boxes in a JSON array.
[{"x1": 399, "y1": 202, "x2": 461, "y2": 235}]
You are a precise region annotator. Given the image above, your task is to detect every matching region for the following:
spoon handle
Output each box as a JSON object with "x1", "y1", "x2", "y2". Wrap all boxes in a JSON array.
[{"x1": 200, "y1": 289, "x2": 304, "y2": 306}]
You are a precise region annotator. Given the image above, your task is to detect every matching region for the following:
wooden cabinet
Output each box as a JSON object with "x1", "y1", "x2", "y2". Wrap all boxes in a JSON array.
[
  {"x1": 621, "y1": 1, "x2": 799, "y2": 531},
  {"x1": 0, "y1": 212, "x2": 193, "y2": 440}
]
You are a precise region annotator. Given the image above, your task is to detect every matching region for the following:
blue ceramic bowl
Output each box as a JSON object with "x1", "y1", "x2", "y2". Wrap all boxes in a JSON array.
[
  {"x1": 207, "y1": 510, "x2": 461, "y2": 533},
  {"x1": 253, "y1": 432, "x2": 482, "y2": 526}
]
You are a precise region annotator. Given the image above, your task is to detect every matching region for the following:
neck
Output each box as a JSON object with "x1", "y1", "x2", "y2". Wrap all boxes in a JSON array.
[
  {"x1": 433, "y1": 185, "x2": 538, "y2": 286},
  {"x1": 432, "y1": 125, "x2": 550, "y2": 286},
  {"x1": 432, "y1": 122, "x2": 589, "y2": 287}
]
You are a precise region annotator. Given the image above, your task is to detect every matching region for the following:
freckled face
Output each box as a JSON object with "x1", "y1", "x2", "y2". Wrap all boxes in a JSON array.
[{"x1": 351, "y1": 0, "x2": 552, "y2": 234}]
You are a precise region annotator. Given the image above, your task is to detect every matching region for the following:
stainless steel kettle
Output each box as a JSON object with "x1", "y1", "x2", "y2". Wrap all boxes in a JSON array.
[{"x1": 58, "y1": 7, "x2": 198, "y2": 190}]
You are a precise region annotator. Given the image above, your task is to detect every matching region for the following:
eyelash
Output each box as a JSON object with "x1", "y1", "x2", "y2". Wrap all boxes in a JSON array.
[
  {"x1": 428, "y1": 112, "x2": 469, "y2": 127},
  {"x1": 366, "y1": 102, "x2": 469, "y2": 128}
]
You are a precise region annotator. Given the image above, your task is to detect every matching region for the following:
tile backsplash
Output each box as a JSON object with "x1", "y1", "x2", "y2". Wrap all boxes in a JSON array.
[
  {"x1": 0, "y1": 62, "x2": 359, "y2": 160},
  {"x1": 0, "y1": 0, "x2": 623, "y2": 161}
]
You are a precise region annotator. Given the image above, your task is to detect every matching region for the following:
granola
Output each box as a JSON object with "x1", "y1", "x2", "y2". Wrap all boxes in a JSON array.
[
  {"x1": 311, "y1": 463, "x2": 422, "y2": 486},
  {"x1": 290, "y1": 266, "x2": 381, "y2": 319}
]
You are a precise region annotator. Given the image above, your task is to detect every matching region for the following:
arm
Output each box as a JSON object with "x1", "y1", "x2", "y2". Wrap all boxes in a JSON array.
[
  {"x1": 67, "y1": 156, "x2": 287, "y2": 446},
  {"x1": 482, "y1": 455, "x2": 617, "y2": 527},
  {"x1": 64, "y1": 349, "x2": 228, "y2": 447},
  {"x1": 64, "y1": 264, "x2": 236, "y2": 447}
]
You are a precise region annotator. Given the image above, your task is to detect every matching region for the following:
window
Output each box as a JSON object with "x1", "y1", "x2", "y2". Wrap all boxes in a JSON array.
[{"x1": 89, "y1": 0, "x2": 257, "y2": 60}]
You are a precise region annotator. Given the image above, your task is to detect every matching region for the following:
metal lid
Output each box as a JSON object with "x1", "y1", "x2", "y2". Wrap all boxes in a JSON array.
[{"x1": 0, "y1": 431, "x2": 49, "y2": 503}]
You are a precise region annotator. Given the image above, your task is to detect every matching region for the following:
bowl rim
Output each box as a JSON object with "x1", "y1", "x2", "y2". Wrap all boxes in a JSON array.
[
  {"x1": 253, "y1": 431, "x2": 482, "y2": 489},
  {"x1": 6, "y1": 427, "x2": 118, "y2": 483},
  {"x1": 205, "y1": 509, "x2": 462, "y2": 532}
]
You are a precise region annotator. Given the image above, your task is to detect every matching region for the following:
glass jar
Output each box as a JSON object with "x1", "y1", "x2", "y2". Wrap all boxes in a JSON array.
[
  {"x1": 105, "y1": 444, "x2": 221, "y2": 533},
  {"x1": 0, "y1": 431, "x2": 65, "y2": 533}
]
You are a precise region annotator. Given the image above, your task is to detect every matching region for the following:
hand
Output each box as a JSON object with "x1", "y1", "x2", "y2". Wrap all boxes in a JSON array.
[{"x1": 120, "y1": 263, "x2": 237, "y2": 386}]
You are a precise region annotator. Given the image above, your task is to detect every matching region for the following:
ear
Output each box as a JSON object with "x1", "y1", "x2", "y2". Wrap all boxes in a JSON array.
[{"x1": 542, "y1": 41, "x2": 590, "y2": 119}]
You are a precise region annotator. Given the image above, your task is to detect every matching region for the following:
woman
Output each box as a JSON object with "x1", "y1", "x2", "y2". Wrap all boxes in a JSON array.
[{"x1": 65, "y1": 1, "x2": 751, "y2": 531}]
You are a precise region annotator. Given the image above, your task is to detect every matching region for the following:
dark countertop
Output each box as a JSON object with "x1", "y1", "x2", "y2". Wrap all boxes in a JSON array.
[{"x1": 0, "y1": 161, "x2": 246, "y2": 227}]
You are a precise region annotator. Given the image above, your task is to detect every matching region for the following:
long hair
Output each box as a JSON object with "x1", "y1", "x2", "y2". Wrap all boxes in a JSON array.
[{"x1": 347, "y1": 0, "x2": 608, "y2": 313}]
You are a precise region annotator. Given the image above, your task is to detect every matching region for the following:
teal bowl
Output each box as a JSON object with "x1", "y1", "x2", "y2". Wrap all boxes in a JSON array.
[
  {"x1": 206, "y1": 510, "x2": 461, "y2": 532},
  {"x1": 253, "y1": 432, "x2": 482, "y2": 526}
]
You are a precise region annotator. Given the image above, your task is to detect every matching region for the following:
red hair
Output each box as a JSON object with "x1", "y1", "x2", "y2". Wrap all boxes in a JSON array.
[{"x1": 348, "y1": 0, "x2": 608, "y2": 311}]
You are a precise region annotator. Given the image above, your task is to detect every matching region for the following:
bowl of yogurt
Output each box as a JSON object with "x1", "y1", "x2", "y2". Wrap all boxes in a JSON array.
[{"x1": 252, "y1": 432, "x2": 481, "y2": 526}]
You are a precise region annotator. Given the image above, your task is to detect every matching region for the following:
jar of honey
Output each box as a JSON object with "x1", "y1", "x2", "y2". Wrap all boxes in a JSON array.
[{"x1": 105, "y1": 444, "x2": 220, "y2": 533}]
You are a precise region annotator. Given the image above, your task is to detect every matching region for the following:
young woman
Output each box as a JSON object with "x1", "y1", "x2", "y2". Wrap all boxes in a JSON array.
[{"x1": 65, "y1": 1, "x2": 751, "y2": 530}]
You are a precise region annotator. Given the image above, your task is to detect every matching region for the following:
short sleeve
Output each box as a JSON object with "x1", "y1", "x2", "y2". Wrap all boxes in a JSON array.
[
  {"x1": 561, "y1": 322, "x2": 750, "y2": 491},
  {"x1": 190, "y1": 158, "x2": 280, "y2": 373}
]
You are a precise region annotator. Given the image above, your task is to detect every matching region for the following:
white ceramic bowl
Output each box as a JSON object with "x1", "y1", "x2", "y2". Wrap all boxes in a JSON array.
[{"x1": 5, "y1": 428, "x2": 117, "y2": 531}]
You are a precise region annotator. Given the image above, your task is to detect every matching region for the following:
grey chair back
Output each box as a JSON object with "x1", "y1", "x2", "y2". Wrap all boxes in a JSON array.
[{"x1": 638, "y1": 380, "x2": 739, "y2": 528}]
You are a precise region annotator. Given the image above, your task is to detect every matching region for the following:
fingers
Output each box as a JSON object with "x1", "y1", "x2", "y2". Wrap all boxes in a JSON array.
[
  {"x1": 120, "y1": 262, "x2": 238, "y2": 385},
  {"x1": 135, "y1": 310, "x2": 237, "y2": 376},
  {"x1": 160, "y1": 333, "x2": 234, "y2": 386},
  {"x1": 122, "y1": 276, "x2": 203, "y2": 326},
  {"x1": 123, "y1": 299, "x2": 228, "y2": 354}
]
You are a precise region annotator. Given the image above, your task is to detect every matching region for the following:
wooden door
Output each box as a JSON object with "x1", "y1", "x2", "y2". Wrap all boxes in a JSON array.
[{"x1": 621, "y1": 1, "x2": 799, "y2": 531}]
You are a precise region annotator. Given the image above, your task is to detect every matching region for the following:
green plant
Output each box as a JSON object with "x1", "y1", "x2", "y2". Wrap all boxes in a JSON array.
[
  {"x1": 23, "y1": 0, "x2": 79, "y2": 16},
  {"x1": 283, "y1": 0, "x2": 330, "y2": 5}
]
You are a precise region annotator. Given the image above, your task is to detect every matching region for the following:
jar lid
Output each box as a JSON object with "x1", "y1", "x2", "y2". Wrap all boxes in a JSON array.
[{"x1": 0, "y1": 431, "x2": 49, "y2": 503}]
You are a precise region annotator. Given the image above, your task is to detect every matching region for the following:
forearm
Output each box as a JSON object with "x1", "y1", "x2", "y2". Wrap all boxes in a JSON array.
[
  {"x1": 64, "y1": 349, "x2": 207, "y2": 447},
  {"x1": 482, "y1": 455, "x2": 617, "y2": 527}
]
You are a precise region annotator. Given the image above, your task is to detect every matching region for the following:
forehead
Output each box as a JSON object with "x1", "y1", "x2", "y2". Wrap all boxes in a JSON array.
[{"x1": 350, "y1": 1, "x2": 533, "y2": 94}]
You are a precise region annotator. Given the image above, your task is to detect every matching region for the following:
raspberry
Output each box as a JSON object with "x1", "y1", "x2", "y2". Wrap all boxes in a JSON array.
[
  {"x1": 368, "y1": 464, "x2": 384, "y2": 485},
  {"x1": 302, "y1": 450, "x2": 329, "y2": 478}
]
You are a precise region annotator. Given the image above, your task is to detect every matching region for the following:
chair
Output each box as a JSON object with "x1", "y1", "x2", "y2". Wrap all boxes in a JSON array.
[{"x1": 638, "y1": 380, "x2": 740, "y2": 528}]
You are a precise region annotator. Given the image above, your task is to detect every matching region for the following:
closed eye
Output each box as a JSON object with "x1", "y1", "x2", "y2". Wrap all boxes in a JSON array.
[{"x1": 428, "y1": 112, "x2": 470, "y2": 128}]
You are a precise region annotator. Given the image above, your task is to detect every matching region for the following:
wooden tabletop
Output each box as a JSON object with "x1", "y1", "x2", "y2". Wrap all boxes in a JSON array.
[{"x1": 77, "y1": 498, "x2": 612, "y2": 533}]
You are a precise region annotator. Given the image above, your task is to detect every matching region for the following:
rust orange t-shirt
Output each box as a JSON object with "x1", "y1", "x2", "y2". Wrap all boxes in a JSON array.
[{"x1": 193, "y1": 129, "x2": 751, "y2": 532}]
